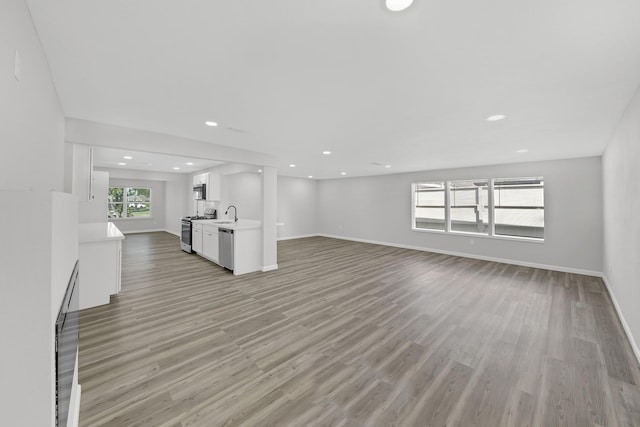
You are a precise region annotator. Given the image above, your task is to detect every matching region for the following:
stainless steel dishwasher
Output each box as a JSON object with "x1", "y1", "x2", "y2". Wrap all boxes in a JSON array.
[{"x1": 218, "y1": 228, "x2": 234, "y2": 271}]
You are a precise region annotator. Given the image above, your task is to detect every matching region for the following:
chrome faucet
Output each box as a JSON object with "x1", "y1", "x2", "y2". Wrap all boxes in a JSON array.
[{"x1": 225, "y1": 205, "x2": 238, "y2": 222}]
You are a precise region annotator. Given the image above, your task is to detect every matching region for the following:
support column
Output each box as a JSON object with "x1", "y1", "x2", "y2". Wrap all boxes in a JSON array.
[{"x1": 261, "y1": 166, "x2": 278, "y2": 271}]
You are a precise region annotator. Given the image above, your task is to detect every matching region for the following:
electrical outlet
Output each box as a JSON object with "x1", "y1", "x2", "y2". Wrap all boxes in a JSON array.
[{"x1": 470, "y1": 238, "x2": 475, "y2": 245}]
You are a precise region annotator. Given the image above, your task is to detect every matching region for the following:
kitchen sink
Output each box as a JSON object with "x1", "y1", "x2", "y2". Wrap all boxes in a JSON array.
[{"x1": 215, "y1": 220, "x2": 234, "y2": 224}]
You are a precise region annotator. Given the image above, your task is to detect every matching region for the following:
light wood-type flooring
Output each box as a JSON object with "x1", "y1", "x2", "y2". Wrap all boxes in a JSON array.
[{"x1": 78, "y1": 232, "x2": 640, "y2": 426}]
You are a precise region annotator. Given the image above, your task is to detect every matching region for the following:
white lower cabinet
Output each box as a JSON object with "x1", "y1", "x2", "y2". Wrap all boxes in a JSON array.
[
  {"x1": 202, "y1": 226, "x2": 219, "y2": 263},
  {"x1": 192, "y1": 224, "x2": 203, "y2": 253},
  {"x1": 190, "y1": 220, "x2": 262, "y2": 275},
  {"x1": 78, "y1": 223, "x2": 124, "y2": 309}
]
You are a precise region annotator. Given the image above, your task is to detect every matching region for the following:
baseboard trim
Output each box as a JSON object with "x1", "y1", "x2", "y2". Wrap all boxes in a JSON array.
[
  {"x1": 601, "y1": 275, "x2": 640, "y2": 365},
  {"x1": 164, "y1": 229, "x2": 181, "y2": 237},
  {"x1": 120, "y1": 228, "x2": 167, "y2": 235},
  {"x1": 317, "y1": 233, "x2": 603, "y2": 277},
  {"x1": 262, "y1": 264, "x2": 279, "y2": 272},
  {"x1": 277, "y1": 234, "x2": 319, "y2": 241}
]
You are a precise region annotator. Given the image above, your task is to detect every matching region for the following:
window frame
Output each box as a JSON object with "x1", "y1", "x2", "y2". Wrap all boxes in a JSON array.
[
  {"x1": 411, "y1": 182, "x2": 447, "y2": 233},
  {"x1": 411, "y1": 177, "x2": 544, "y2": 243},
  {"x1": 448, "y1": 179, "x2": 490, "y2": 236},
  {"x1": 108, "y1": 186, "x2": 153, "y2": 220}
]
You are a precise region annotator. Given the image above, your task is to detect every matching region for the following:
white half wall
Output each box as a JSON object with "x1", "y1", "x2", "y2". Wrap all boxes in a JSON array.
[
  {"x1": 278, "y1": 176, "x2": 318, "y2": 239},
  {"x1": 0, "y1": 0, "x2": 65, "y2": 192},
  {"x1": 602, "y1": 85, "x2": 640, "y2": 362},
  {"x1": 1, "y1": 191, "x2": 78, "y2": 427},
  {"x1": 318, "y1": 157, "x2": 603, "y2": 275}
]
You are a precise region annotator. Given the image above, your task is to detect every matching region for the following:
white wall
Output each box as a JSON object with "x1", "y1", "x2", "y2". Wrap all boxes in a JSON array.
[
  {"x1": 0, "y1": 0, "x2": 65, "y2": 192},
  {"x1": 202, "y1": 172, "x2": 319, "y2": 240},
  {"x1": 318, "y1": 157, "x2": 603, "y2": 275},
  {"x1": 79, "y1": 170, "x2": 109, "y2": 223},
  {"x1": 99, "y1": 168, "x2": 187, "y2": 235},
  {"x1": 187, "y1": 164, "x2": 258, "y2": 218},
  {"x1": 1, "y1": 191, "x2": 78, "y2": 427},
  {"x1": 278, "y1": 176, "x2": 318, "y2": 239},
  {"x1": 165, "y1": 175, "x2": 188, "y2": 235},
  {"x1": 0, "y1": 3, "x2": 78, "y2": 425},
  {"x1": 222, "y1": 172, "x2": 262, "y2": 220},
  {"x1": 66, "y1": 118, "x2": 276, "y2": 167},
  {"x1": 108, "y1": 178, "x2": 166, "y2": 233},
  {"x1": 602, "y1": 86, "x2": 640, "y2": 361}
]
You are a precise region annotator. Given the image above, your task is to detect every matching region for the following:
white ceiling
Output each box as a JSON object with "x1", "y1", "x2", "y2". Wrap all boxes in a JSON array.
[
  {"x1": 26, "y1": 0, "x2": 640, "y2": 179},
  {"x1": 92, "y1": 147, "x2": 223, "y2": 174}
]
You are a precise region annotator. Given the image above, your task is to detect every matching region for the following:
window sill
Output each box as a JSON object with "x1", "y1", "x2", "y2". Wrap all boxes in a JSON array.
[
  {"x1": 412, "y1": 227, "x2": 544, "y2": 244},
  {"x1": 109, "y1": 216, "x2": 154, "y2": 221}
]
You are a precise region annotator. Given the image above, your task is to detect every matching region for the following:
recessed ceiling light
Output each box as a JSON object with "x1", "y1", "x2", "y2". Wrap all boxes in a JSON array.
[
  {"x1": 386, "y1": 0, "x2": 414, "y2": 11},
  {"x1": 186, "y1": 162, "x2": 194, "y2": 166},
  {"x1": 173, "y1": 167, "x2": 180, "y2": 170},
  {"x1": 516, "y1": 149, "x2": 529, "y2": 153},
  {"x1": 123, "y1": 156, "x2": 133, "y2": 160},
  {"x1": 289, "y1": 164, "x2": 296, "y2": 168},
  {"x1": 308, "y1": 175, "x2": 313, "y2": 179},
  {"x1": 258, "y1": 169, "x2": 263, "y2": 173},
  {"x1": 205, "y1": 121, "x2": 218, "y2": 127},
  {"x1": 340, "y1": 172, "x2": 347, "y2": 176},
  {"x1": 322, "y1": 151, "x2": 331, "y2": 155},
  {"x1": 385, "y1": 165, "x2": 391, "y2": 168},
  {"x1": 118, "y1": 162, "x2": 126, "y2": 166},
  {"x1": 486, "y1": 114, "x2": 506, "y2": 122}
]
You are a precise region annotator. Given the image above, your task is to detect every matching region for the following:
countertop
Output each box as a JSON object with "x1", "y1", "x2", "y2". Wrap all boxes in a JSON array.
[
  {"x1": 191, "y1": 219, "x2": 262, "y2": 231},
  {"x1": 79, "y1": 222, "x2": 125, "y2": 243}
]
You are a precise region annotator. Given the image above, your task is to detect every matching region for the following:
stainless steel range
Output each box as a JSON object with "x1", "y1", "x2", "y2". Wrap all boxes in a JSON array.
[{"x1": 181, "y1": 208, "x2": 216, "y2": 253}]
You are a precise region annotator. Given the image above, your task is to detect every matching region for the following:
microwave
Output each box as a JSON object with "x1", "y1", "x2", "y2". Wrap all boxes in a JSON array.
[{"x1": 193, "y1": 184, "x2": 206, "y2": 200}]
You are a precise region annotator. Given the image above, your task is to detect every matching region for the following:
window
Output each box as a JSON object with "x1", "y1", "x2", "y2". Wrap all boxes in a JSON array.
[
  {"x1": 450, "y1": 180, "x2": 489, "y2": 234},
  {"x1": 413, "y1": 182, "x2": 445, "y2": 231},
  {"x1": 412, "y1": 176, "x2": 544, "y2": 241},
  {"x1": 494, "y1": 177, "x2": 544, "y2": 239},
  {"x1": 108, "y1": 187, "x2": 152, "y2": 219}
]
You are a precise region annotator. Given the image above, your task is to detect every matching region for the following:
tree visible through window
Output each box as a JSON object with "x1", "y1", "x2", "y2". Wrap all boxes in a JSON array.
[{"x1": 108, "y1": 187, "x2": 151, "y2": 218}]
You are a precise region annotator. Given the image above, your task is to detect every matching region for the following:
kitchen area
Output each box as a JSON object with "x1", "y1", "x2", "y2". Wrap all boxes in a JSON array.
[
  {"x1": 181, "y1": 170, "x2": 263, "y2": 275},
  {"x1": 70, "y1": 143, "x2": 280, "y2": 311}
]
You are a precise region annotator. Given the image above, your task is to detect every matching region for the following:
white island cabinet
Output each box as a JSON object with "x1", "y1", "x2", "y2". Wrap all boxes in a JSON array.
[
  {"x1": 79, "y1": 222, "x2": 124, "y2": 309},
  {"x1": 202, "y1": 225, "x2": 219, "y2": 263},
  {"x1": 191, "y1": 219, "x2": 261, "y2": 275}
]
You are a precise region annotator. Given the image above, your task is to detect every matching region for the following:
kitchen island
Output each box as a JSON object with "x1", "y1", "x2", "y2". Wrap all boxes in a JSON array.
[
  {"x1": 191, "y1": 219, "x2": 261, "y2": 275},
  {"x1": 79, "y1": 222, "x2": 124, "y2": 309}
]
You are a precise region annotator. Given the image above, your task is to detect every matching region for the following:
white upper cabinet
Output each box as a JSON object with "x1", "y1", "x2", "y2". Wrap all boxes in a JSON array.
[
  {"x1": 193, "y1": 173, "x2": 208, "y2": 186},
  {"x1": 193, "y1": 172, "x2": 221, "y2": 201},
  {"x1": 207, "y1": 173, "x2": 221, "y2": 201}
]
